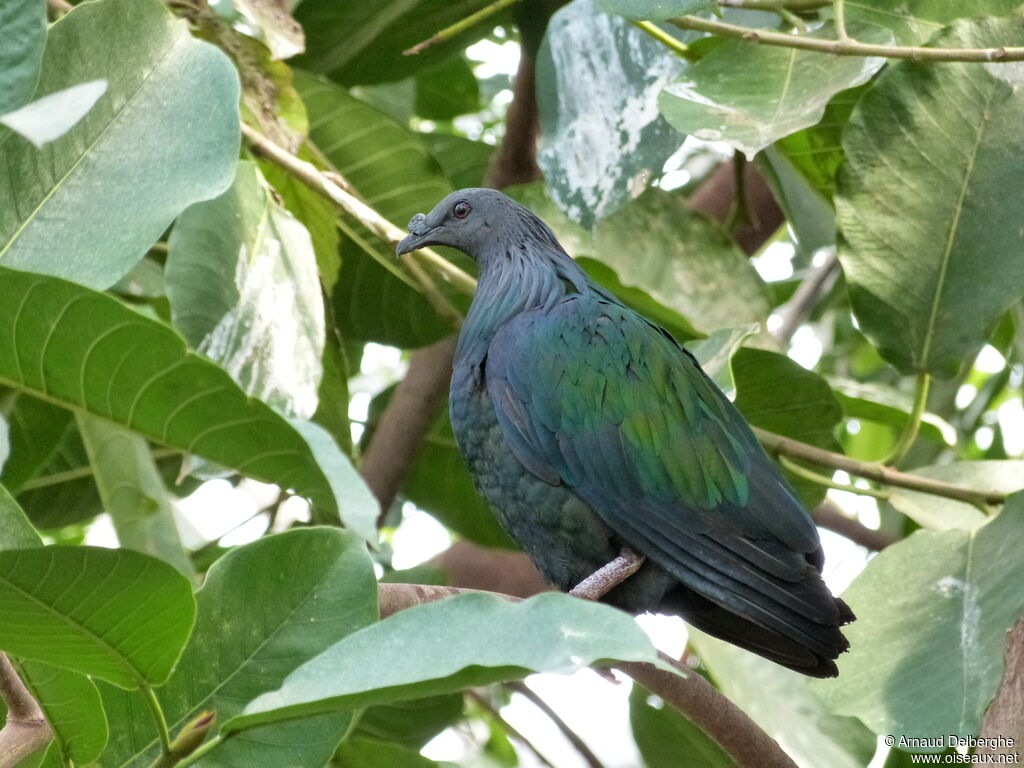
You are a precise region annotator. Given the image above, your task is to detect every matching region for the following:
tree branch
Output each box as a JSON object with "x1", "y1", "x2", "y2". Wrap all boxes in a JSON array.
[
  {"x1": 465, "y1": 689, "x2": 558, "y2": 768},
  {"x1": 668, "y1": 14, "x2": 1024, "y2": 62},
  {"x1": 754, "y1": 427, "x2": 1006, "y2": 506},
  {"x1": 979, "y1": 619, "x2": 1024, "y2": 760},
  {"x1": 0, "y1": 655, "x2": 52, "y2": 768},
  {"x1": 377, "y1": 584, "x2": 798, "y2": 768},
  {"x1": 774, "y1": 248, "x2": 839, "y2": 345},
  {"x1": 812, "y1": 499, "x2": 896, "y2": 551}
]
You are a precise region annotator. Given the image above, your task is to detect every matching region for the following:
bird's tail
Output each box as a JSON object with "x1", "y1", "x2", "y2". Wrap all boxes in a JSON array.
[{"x1": 661, "y1": 582, "x2": 855, "y2": 678}]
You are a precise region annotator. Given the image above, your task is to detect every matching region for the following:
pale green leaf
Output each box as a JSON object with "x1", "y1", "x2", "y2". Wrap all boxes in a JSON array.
[
  {"x1": 168, "y1": 161, "x2": 325, "y2": 420},
  {"x1": 225, "y1": 593, "x2": 668, "y2": 733},
  {"x1": 0, "y1": 0, "x2": 239, "y2": 289},
  {"x1": 0, "y1": 0, "x2": 45, "y2": 114},
  {"x1": 597, "y1": 0, "x2": 716, "y2": 21},
  {"x1": 0, "y1": 482, "x2": 40, "y2": 550},
  {"x1": 687, "y1": 325, "x2": 759, "y2": 399},
  {"x1": 846, "y1": 0, "x2": 1024, "y2": 45},
  {"x1": 821, "y1": 493, "x2": 1024, "y2": 739},
  {"x1": 0, "y1": 80, "x2": 108, "y2": 148},
  {"x1": 836, "y1": 15, "x2": 1024, "y2": 377}
]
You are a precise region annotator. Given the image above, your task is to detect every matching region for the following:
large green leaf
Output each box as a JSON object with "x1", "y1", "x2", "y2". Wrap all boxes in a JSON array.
[
  {"x1": 846, "y1": 0, "x2": 1024, "y2": 45},
  {"x1": 884, "y1": 461, "x2": 1024, "y2": 532},
  {"x1": 836, "y1": 15, "x2": 1024, "y2": 378},
  {"x1": 294, "y1": 0, "x2": 498, "y2": 86},
  {"x1": 422, "y1": 133, "x2": 493, "y2": 190},
  {"x1": 0, "y1": 266, "x2": 378, "y2": 540},
  {"x1": 658, "y1": 23, "x2": 887, "y2": 157},
  {"x1": 689, "y1": 630, "x2": 876, "y2": 768},
  {"x1": 99, "y1": 527, "x2": 377, "y2": 767},
  {"x1": 296, "y1": 71, "x2": 457, "y2": 348},
  {"x1": 597, "y1": 0, "x2": 716, "y2": 21},
  {"x1": 757, "y1": 145, "x2": 836, "y2": 255},
  {"x1": 593, "y1": 189, "x2": 771, "y2": 334},
  {"x1": 0, "y1": 0, "x2": 239, "y2": 289},
  {"x1": 77, "y1": 414, "x2": 193, "y2": 575},
  {"x1": 414, "y1": 56, "x2": 481, "y2": 120},
  {"x1": 224, "y1": 593, "x2": 667, "y2": 733},
  {"x1": 0, "y1": 546, "x2": 195, "y2": 688},
  {"x1": 14, "y1": 660, "x2": 108, "y2": 765},
  {"x1": 732, "y1": 348, "x2": 844, "y2": 506},
  {"x1": 0, "y1": 394, "x2": 74, "y2": 494},
  {"x1": 0, "y1": 0, "x2": 45, "y2": 115},
  {"x1": 167, "y1": 161, "x2": 325, "y2": 419},
  {"x1": 352, "y1": 694, "x2": 465, "y2": 750},
  {"x1": 821, "y1": 493, "x2": 1024, "y2": 739},
  {"x1": 537, "y1": 0, "x2": 685, "y2": 227}
]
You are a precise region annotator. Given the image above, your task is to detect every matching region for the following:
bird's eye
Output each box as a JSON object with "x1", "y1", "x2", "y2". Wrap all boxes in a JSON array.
[{"x1": 453, "y1": 201, "x2": 472, "y2": 219}]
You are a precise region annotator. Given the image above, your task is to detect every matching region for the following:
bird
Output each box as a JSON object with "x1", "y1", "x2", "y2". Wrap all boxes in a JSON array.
[{"x1": 396, "y1": 188, "x2": 854, "y2": 677}]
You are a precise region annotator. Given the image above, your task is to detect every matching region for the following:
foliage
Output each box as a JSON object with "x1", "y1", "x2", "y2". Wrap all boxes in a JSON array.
[{"x1": 1, "y1": 0, "x2": 1023, "y2": 766}]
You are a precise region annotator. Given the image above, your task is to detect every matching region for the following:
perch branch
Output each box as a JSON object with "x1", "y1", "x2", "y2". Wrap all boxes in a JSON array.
[
  {"x1": 812, "y1": 499, "x2": 896, "y2": 551},
  {"x1": 978, "y1": 619, "x2": 1024, "y2": 759},
  {"x1": 755, "y1": 427, "x2": 1006, "y2": 506},
  {"x1": 668, "y1": 14, "x2": 1024, "y2": 62},
  {"x1": 377, "y1": 584, "x2": 798, "y2": 768},
  {"x1": 0, "y1": 655, "x2": 52, "y2": 768}
]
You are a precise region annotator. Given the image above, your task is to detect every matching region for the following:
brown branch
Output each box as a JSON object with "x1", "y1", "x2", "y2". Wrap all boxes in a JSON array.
[
  {"x1": 377, "y1": 583, "x2": 798, "y2": 768},
  {"x1": 465, "y1": 689, "x2": 557, "y2": 768},
  {"x1": 0, "y1": 655, "x2": 52, "y2": 768},
  {"x1": 754, "y1": 428, "x2": 1006, "y2": 506},
  {"x1": 812, "y1": 499, "x2": 896, "y2": 551},
  {"x1": 668, "y1": 14, "x2": 1024, "y2": 62},
  {"x1": 506, "y1": 681, "x2": 606, "y2": 768},
  {"x1": 774, "y1": 249, "x2": 840, "y2": 345},
  {"x1": 979, "y1": 619, "x2": 1024, "y2": 759}
]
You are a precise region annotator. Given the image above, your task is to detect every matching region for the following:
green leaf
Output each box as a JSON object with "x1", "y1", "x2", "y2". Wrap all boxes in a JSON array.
[
  {"x1": 415, "y1": 56, "x2": 481, "y2": 120},
  {"x1": 0, "y1": 395, "x2": 74, "y2": 494},
  {"x1": 224, "y1": 593, "x2": 667, "y2": 733},
  {"x1": 836, "y1": 15, "x2": 1024, "y2": 378},
  {"x1": 0, "y1": 80, "x2": 108, "y2": 148},
  {"x1": 597, "y1": 0, "x2": 717, "y2": 21},
  {"x1": 422, "y1": 133, "x2": 494, "y2": 190},
  {"x1": 687, "y1": 325, "x2": 759, "y2": 399},
  {"x1": 629, "y1": 684, "x2": 733, "y2": 768},
  {"x1": 0, "y1": 0, "x2": 240, "y2": 289},
  {"x1": 296, "y1": 70, "x2": 457, "y2": 348},
  {"x1": 0, "y1": 546, "x2": 195, "y2": 687},
  {"x1": 828, "y1": 377, "x2": 954, "y2": 449},
  {"x1": 77, "y1": 414, "x2": 194, "y2": 575},
  {"x1": 0, "y1": 266, "x2": 377, "y2": 537},
  {"x1": 846, "y1": 0, "x2": 1024, "y2": 46},
  {"x1": 658, "y1": 23, "x2": 888, "y2": 157},
  {"x1": 537, "y1": 0, "x2": 685, "y2": 226},
  {"x1": 821, "y1": 493, "x2": 1024, "y2": 739},
  {"x1": 14, "y1": 659, "x2": 108, "y2": 765},
  {"x1": 0, "y1": 0, "x2": 45, "y2": 114},
  {"x1": 295, "y1": 0, "x2": 500, "y2": 86},
  {"x1": 593, "y1": 189, "x2": 771, "y2": 334},
  {"x1": 884, "y1": 461, "x2": 1024, "y2": 531},
  {"x1": 689, "y1": 630, "x2": 877, "y2": 768},
  {"x1": 99, "y1": 527, "x2": 377, "y2": 767},
  {"x1": 757, "y1": 145, "x2": 836, "y2": 255},
  {"x1": 167, "y1": 161, "x2": 325, "y2": 419},
  {"x1": 334, "y1": 738, "x2": 440, "y2": 768},
  {"x1": 0, "y1": 482, "x2": 40, "y2": 549},
  {"x1": 353, "y1": 694, "x2": 464, "y2": 750},
  {"x1": 732, "y1": 348, "x2": 844, "y2": 506}
]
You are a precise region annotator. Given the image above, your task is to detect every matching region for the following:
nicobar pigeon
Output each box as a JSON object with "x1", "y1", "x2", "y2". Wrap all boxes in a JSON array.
[{"x1": 397, "y1": 189, "x2": 854, "y2": 677}]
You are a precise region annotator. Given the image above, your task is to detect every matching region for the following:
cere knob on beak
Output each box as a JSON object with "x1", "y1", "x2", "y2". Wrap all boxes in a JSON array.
[
  {"x1": 396, "y1": 212, "x2": 435, "y2": 256},
  {"x1": 408, "y1": 213, "x2": 427, "y2": 234}
]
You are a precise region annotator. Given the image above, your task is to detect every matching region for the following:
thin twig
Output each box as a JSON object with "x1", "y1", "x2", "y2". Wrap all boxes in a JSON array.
[
  {"x1": 0, "y1": 655, "x2": 53, "y2": 768},
  {"x1": 404, "y1": 0, "x2": 521, "y2": 55},
  {"x1": 668, "y1": 14, "x2": 1024, "y2": 61},
  {"x1": 240, "y1": 123, "x2": 477, "y2": 295},
  {"x1": 506, "y1": 681, "x2": 606, "y2": 768},
  {"x1": 466, "y1": 690, "x2": 557, "y2": 768},
  {"x1": 377, "y1": 584, "x2": 798, "y2": 768},
  {"x1": 812, "y1": 499, "x2": 896, "y2": 551},
  {"x1": 780, "y1": 456, "x2": 890, "y2": 500},
  {"x1": 632, "y1": 21, "x2": 694, "y2": 59},
  {"x1": 754, "y1": 427, "x2": 1006, "y2": 506},
  {"x1": 774, "y1": 249, "x2": 839, "y2": 345}
]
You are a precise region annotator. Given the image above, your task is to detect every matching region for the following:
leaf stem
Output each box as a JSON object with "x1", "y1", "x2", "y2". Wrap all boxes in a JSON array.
[
  {"x1": 240, "y1": 124, "x2": 478, "y2": 296},
  {"x1": 632, "y1": 21, "x2": 694, "y2": 60},
  {"x1": 884, "y1": 373, "x2": 931, "y2": 466},
  {"x1": 779, "y1": 456, "x2": 890, "y2": 499},
  {"x1": 832, "y1": 0, "x2": 849, "y2": 42},
  {"x1": 717, "y1": 0, "x2": 830, "y2": 9},
  {"x1": 404, "y1": 0, "x2": 521, "y2": 55},
  {"x1": 141, "y1": 684, "x2": 172, "y2": 756},
  {"x1": 667, "y1": 14, "x2": 1024, "y2": 62},
  {"x1": 173, "y1": 735, "x2": 223, "y2": 768},
  {"x1": 753, "y1": 426, "x2": 1006, "y2": 506}
]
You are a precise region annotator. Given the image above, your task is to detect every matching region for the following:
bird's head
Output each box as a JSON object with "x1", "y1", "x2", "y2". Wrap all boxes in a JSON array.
[{"x1": 395, "y1": 188, "x2": 561, "y2": 263}]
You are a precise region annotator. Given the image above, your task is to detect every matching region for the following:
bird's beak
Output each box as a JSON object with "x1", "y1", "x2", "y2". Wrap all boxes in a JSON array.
[{"x1": 396, "y1": 212, "x2": 437, "y2": 256}]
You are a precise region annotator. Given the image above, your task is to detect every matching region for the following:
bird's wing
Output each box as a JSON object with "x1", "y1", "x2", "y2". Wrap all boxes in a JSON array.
[{"x1": 486, "y1": 295, "x2": 839, "y2": 631}]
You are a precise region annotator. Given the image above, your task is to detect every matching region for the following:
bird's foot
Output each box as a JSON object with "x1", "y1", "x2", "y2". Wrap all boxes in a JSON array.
[{"x1": 569, "y1": 548, "x2": 645, "y2": 601}]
